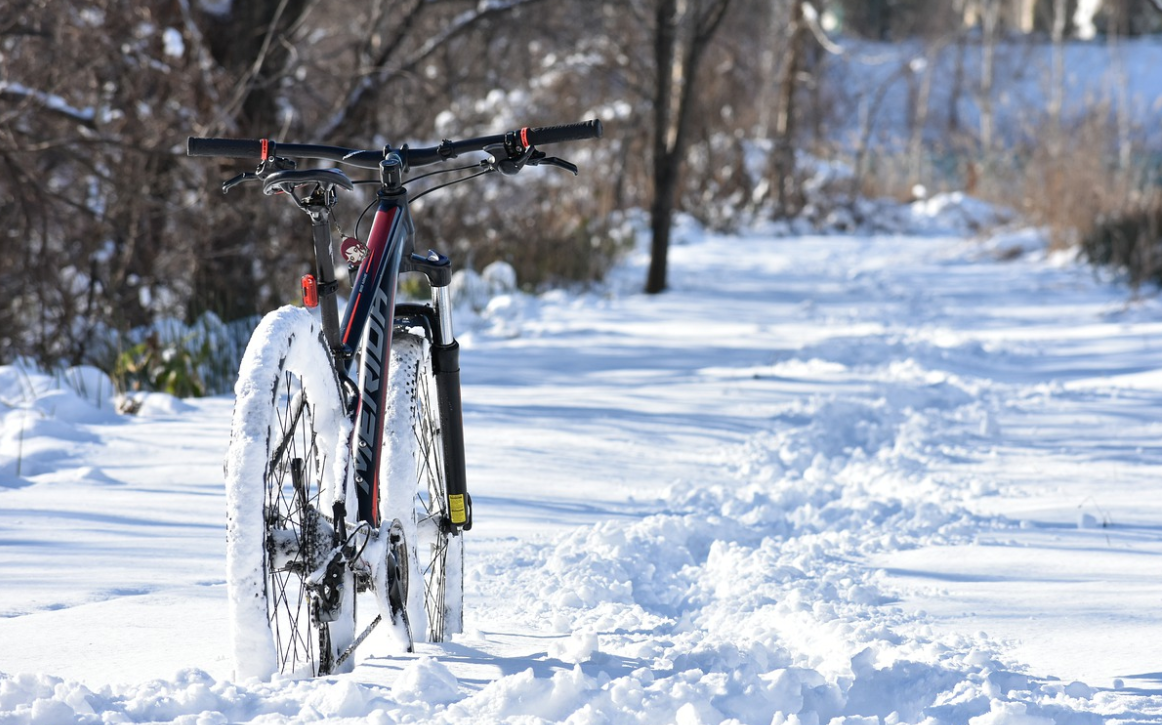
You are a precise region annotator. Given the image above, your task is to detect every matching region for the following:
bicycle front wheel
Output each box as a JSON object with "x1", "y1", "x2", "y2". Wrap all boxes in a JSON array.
[
  {"x1": 225, "y1": 306, "x2": 356, "y2": 679},
  {"x1": 380, "y1": 331, "x2": 464, "y2": 644}
]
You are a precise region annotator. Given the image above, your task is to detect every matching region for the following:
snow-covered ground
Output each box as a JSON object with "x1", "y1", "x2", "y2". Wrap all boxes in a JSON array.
[{"x1": 4, "y1": 200, "x2": 1162, "y2": 723}]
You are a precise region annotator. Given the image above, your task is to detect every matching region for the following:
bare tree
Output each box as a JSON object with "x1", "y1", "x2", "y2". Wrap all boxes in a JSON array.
[
  {"x1": 644, "y1": 0, "x2": 734, "y2": 294},
  {"x1": 978, "y1": 0, "x2": 1000, "y2": 151},
  {"x1": 1049, "y1": 0, "x2": 1068, "y2": 134},
  {"x1": 2, "y1": 0, "x2": 645, "y2": 369},
  {"x1": 771, "y1": 0, "x2": 808, "y2": 219},
  {"x1": 198, "y1": 0, "x2": 314, "y2": 135}
]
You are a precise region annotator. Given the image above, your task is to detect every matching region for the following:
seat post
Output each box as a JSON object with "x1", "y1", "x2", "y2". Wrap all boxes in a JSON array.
[{"x1": 303, "y1": 201, "x2": 343, "y2": 353}]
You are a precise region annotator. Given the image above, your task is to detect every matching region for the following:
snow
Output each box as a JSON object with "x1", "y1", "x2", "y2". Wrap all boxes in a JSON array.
[
  {"x1": 223, "y1": 306, "x2": 354, "y2": 679},
  {"x1": 196, "y1": 0, "x2": 232, "y2": 18},
  {"x1": 4, "y1": 195, "x2": 1162, "y2": 722},
  {"x1": 162, "y1": 28, "x2": 185, "y2": 59},
  {"x1": 826, "y1": 36, "x2": 1162, "y2": 152},
  {"x1": 0, "y1": 82, "x2": 95, "y2": 125}
]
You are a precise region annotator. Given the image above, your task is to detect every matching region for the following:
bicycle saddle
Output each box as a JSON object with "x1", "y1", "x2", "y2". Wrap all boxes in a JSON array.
[{"x1": 262, "y1": 168, "x2": 354, "y2": 196}]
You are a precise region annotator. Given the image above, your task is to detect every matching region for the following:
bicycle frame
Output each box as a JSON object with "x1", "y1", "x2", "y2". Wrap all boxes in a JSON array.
[{"x1": 307, "y1": 153, "x2": 470, "y2": 531}]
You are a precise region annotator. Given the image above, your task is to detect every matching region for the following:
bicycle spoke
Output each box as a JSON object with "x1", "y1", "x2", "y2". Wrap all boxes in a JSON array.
[{"x1": 226, "y1": 317, "x2": 354, "y2": 679}]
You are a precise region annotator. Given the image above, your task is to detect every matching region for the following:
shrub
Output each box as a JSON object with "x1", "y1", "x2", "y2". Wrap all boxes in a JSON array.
[
  {"x1": 1080, "y1": 193, "x2": 1162, "y2": 287},
  {"x1": 99, "y1": 312, "x2": 259, "y2": 400},
  {"x1": 113, "y1": 333, "x2": 207, "y2": 399}
]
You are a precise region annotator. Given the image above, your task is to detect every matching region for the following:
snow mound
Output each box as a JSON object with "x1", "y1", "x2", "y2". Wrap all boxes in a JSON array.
[
  {"x1": 0, "y1": 365, "x2": 117, "y2": 424},
  {"x1": 392, "y1": 657, "x2": 460, "y2": 704},
  {"x1": 0, "y1": 470, "x2": 32, "y2": 490},
  {"x1": 906, "y1": 192, "x2": 1012, "y2": 236},
  {"x1": 0, "y1": 364, "x2": 119, "y2": 483},
  {"x1": 117, "y1": 391, "x2": 196, "y2": 417}
]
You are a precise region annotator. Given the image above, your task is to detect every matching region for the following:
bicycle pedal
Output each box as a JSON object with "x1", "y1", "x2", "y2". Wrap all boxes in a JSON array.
[{"x1": 386, "y1": 518, "x2": 406, "y2": 545}]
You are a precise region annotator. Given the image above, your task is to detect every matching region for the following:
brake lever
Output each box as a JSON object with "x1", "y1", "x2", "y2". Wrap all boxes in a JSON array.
[
  {"x1": 481, "y1": 145, "x2": 579, "y2": 177},
  {"x1": 221, "y1": 156, "x2": 296, "y2": 194},
  {"x1": 529, "y1": 155, "x2": 579, "y2": 176},
  {"x1": 222, "y1": 172, "x2": 258, "y2": 194},
  {"x1": 483, "y1": 143, "x2": 535, "y2": 176}
]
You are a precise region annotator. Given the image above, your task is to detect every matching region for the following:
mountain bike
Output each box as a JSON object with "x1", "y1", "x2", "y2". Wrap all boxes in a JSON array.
[{"x1": 188, "y1": 119, "x2": 603, "y2": 679}]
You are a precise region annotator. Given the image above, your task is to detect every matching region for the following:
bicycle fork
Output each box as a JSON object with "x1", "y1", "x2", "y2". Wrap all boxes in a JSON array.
[{"x1": 418, "y1": 278, "x2": 472, "y2": 532}]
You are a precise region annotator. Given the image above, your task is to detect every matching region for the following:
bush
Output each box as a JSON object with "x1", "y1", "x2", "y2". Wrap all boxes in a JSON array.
[
  {"x1": 113, "y1": 333, "x2": 207, "y2": 399},
  {"x1": 409, "y1": 158, "x2": 630, "y2": 290},
  {"x1": 1081, "y1": 193, "x2": 1162, "y2": 287},
  {"x1": 99, "y1": 312, "x2": 259, "y2": 399}
]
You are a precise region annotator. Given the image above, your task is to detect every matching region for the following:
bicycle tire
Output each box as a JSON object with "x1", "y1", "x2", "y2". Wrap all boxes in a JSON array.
[
  {"x1": 224, "y1": 306, "x2": 357, "y2": 679},
  {"x1": 380, "y1": 331, "x2": 465, "y2": 643}
]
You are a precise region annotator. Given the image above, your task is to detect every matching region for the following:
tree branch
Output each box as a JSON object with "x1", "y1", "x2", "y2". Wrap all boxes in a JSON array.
[
  {"x1": 694, "y1": 0, "x2": 732, "y2": 45},
  {"x1": 317, "y1": 0, "x2": 550, "y2": 139},
  {"x1": 214, "y1": 0, "x2": 296, "y2": 131},
  {"x1": 0, "y1": 83, "x2": 97, "y2": 130}
]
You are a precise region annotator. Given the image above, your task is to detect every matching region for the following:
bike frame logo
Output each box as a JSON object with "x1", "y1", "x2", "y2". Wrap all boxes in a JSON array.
[{"x1": 347, "y1": 205, "x2": 404, "y2": 525}]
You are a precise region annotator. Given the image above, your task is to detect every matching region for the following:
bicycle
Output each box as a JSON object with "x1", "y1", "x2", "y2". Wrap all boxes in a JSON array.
[{"x1": 188, "y1": 119, "x2": 603, "y2": 679}]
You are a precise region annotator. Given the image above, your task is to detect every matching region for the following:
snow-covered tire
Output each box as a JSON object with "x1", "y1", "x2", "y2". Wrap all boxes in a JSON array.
[
  {"x1": 380, "y1": 332, "x2": 464, "y2": 643},
  {"x1": 224, "y1": 306, "x2": 356, "y2": 679}
]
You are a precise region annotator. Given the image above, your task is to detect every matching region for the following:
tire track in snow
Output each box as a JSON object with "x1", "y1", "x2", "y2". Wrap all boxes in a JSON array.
[{"x1": 458, "y1": 333, "x2": 1102, "y2": 723}]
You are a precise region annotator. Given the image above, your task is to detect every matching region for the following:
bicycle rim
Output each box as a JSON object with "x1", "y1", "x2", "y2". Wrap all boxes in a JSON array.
[
  {"x1": 225, "y1": 307, "x2": 355, "y2": 679},
  {"x1": 382, "y1": 332, "x2": 464, "y2": 643}
]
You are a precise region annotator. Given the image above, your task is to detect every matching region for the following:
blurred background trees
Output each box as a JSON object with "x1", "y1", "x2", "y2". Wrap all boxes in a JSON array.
[{"x1": 3, "y1": 0, "x2": 1161, "y2": 373}]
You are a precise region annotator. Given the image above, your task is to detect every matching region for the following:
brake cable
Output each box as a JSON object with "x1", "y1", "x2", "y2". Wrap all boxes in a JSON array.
[
  {"x1": 403, "y1": 163, "x2": 481, "y2": 186},
  {"x1": 347, "y1": 147, "x2": 576, "y2": 239},
  {"x1": 409, "y1": 168, "x2": 494, "y2": 203}
]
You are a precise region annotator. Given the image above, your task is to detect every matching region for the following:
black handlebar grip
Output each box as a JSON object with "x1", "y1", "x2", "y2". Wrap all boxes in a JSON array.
[
  {"x1": 187, "y1": 137, "x2": 268, "y2": 159},
  {"x1": 522, "y1": 119, "x2": 603, "y2": 146}
]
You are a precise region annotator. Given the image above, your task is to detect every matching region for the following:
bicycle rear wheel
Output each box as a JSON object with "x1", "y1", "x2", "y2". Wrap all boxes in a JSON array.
[
  {"x1": 381, "y1": 331, "x2": 464, "y2": 643},
  {"x1": 224, "y1": 306, "x2": 356, "y2": 679}
]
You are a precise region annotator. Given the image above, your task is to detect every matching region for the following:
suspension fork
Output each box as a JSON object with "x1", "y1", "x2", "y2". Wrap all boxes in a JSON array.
[
  {"x1": 430, "y1": 284, "x2": 471, "y2": 531},
  {"x1": 397, "y1": 253, "x2": 472, "y2": 532}
]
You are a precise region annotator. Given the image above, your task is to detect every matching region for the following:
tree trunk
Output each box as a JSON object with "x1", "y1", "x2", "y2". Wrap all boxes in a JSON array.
[
  {"x1": 202, "y1": 0, "x2": 312, "y2": 134},
  {"x1": 645, "y1": 0, "x2": 679, "y2": 295},
  {"x1": 1049, "y1": 0, "x2": 1067, "y2": 145},
  {"x1": 644, "y1": 0, "x2": 733, "y2": 294},
  {"x1": 908, "y1": 46, "x2": 936, "y2": 187},
  {"x1": 190, "y1": 0, "x2": 313, "y2": 323},
  {"x1": 979, "y1": 0, "x2": 998, "y2": 151},
  {"x1": 772, "y1": 0, "x2": 806, "y2": 219}
]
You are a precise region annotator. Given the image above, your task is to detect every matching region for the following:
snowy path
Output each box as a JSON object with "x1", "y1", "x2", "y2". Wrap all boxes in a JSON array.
[{"x1": 4, "y1": 220, "x2": 1162, "y2": 723}]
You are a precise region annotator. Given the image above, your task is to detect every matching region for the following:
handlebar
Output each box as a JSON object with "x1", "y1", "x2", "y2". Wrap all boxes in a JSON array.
[
  {"x1": 519, "y1": 120, "x2": 605, "y2": 146},
  {"x1": 187, "y1": 119, "x2": 603, "y2": 170}
]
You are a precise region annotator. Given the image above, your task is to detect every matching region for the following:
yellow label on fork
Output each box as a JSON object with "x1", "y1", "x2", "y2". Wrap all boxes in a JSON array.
[{"x1": 449, "y1": 494, "x2": 467, "y2": 525}]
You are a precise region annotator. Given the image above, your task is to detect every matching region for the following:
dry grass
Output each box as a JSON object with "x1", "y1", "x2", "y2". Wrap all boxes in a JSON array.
[
  {"x1": 1008, "y1": 112, "x2": 1143, "y2": 251},
  {"x1": 854, "y1": 106, "x2": 1161, "y2": 283}
]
